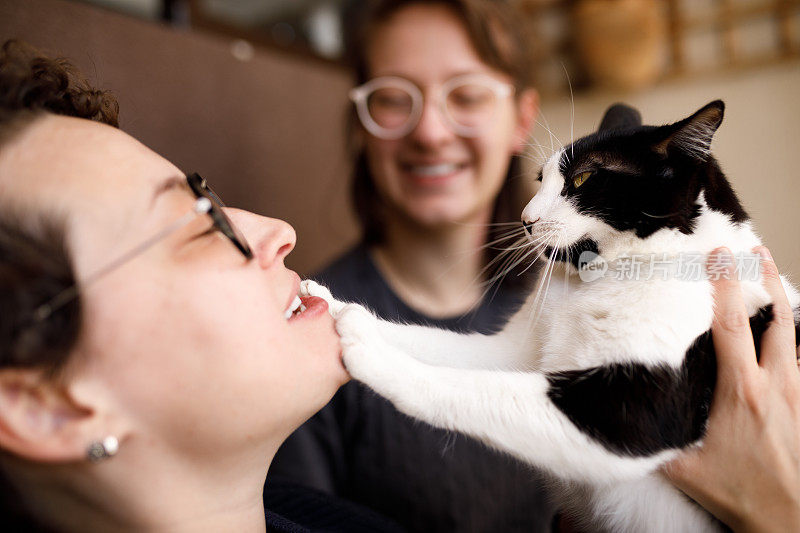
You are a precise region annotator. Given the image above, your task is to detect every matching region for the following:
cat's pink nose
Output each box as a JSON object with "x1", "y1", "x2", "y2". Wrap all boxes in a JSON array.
[{"x1": 523, "y1": 217, "x2": 541, "y2": 235}]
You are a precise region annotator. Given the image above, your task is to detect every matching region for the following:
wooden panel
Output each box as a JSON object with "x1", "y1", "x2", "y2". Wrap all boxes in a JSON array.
[{"x1": 0, "y1": 0, "x2": 358, "y2": 275}]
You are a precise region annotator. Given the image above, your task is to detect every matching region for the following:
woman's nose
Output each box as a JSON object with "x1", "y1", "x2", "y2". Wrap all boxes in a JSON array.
[
  {"x1": 409, "y1": 98, "x2": 453, "y2": 146},
  {"x1": 255, "y1": 218, "x2": 296, "y2": 269},
  {"x1": 226, "y1": 209, "x2": 296, "y2": 269}
]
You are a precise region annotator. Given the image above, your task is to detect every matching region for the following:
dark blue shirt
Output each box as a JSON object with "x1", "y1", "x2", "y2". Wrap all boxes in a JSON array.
[{"x1": 268, "y1": 245, "x2": 555, "y2": 532}]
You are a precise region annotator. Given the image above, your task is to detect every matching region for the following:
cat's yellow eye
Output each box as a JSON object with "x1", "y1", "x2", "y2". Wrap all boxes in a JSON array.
[{"x1": 573, "y1": 171, "x2": 593, "y2": 188}]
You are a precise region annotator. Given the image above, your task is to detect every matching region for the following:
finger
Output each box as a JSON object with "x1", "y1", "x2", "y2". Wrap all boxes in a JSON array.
[
  {"x1": 708, "y1": 247, "x2": 758, "y2": 379},
  {"x1": 661, "y1": 449, "x2": 699, "y2": 486},
  {"x1": 661, "y1": 452, "x2": 723, "y2": 520},
  {"x1": 754, "y1": 247, "x2": 798, "y2": 373}
]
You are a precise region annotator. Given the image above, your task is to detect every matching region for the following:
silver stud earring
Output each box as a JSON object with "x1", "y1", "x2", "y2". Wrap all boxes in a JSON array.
[{"x1": 86, "y1": 436, "x2": 119, "y2": 462}]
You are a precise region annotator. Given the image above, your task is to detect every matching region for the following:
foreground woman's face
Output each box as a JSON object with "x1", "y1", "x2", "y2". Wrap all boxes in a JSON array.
[{"x1": 0, "y1": 115, "x2": 347, "y2": 458}]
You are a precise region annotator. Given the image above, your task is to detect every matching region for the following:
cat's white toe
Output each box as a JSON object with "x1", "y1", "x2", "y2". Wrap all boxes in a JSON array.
[
  {"x1": 299, "y1": 280, "x2": 346, "y2": 315},
  {"x1": 299, "y1": 279, "x2": 328, "y2": 299}
]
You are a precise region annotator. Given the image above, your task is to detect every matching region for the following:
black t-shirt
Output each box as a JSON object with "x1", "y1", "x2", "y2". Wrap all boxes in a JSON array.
[
  {"x1": 268, "y1": 245, "x2": 555, "y2": 532},
  {"x1": 265, "y1": 480, "x2": 405, "y2": 533},
  {"x1": 0, "y1": 479, "x2": 399, "y2": 533}
]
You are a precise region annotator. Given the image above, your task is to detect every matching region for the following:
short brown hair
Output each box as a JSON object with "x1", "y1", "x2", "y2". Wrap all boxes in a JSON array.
[
  {"x1": 345, "y1": 0, "x2": 535, "y2": 90},
  {"x1": 0, "y1": 39, "x2": 120, "y2": 374},
  {"x1": 344, "y1": 0, "x2": 535, "y2": 287}
]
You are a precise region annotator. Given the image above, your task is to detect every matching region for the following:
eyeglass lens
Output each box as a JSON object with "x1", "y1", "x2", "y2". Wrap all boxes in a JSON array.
[
  {"x1": 367, "y1": 87, "x2": 415, "y2": 130},
  {"x1": 365, "y1": 81, "x2": 500, "y2": 134},
  {"x1": 443, "y1": 83, "x2": 498, "y2": 130},
  {"x1": 187, "y1": 173, "x2": 253, "y2": 259}
]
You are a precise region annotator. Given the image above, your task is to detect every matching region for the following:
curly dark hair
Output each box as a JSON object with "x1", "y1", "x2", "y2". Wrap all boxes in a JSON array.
[
  {"x1": 0, "y1": 39, "x2": 119, "y2": 129},
  {"x1": 0, "y1": 39, "x2": 120, "y2": 374}
]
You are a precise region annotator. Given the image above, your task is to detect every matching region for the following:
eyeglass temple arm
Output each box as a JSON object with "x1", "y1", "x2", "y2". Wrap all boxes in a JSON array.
[{"x1": 33, "y1": 198, "x2": 212, "y2": 323}]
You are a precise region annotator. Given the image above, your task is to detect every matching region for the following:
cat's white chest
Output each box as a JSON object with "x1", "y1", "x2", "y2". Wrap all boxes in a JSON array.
[{"x1": 531, "y1": 273, "x2": 716, "y2": 372}]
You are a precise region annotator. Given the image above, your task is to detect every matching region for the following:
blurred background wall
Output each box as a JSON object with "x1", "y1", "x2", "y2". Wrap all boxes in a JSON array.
[
  {"x1": 0, "y1": 0, "x2": 358, "y2": 276},
  {"x1": 1, "y1": 0, "x2": 798, "y2": 280}
]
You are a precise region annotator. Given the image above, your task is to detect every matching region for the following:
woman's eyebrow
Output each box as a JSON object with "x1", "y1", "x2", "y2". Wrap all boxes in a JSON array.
[
  {"x1": 372, "y1": 68, "x2": 491, "y2": 85},
  {"x1": 150, "y1": 175, "x2": 189, "y2": 207}
]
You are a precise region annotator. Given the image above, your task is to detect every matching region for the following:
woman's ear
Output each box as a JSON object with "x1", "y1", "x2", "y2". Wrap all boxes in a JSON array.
[
  {"x1": 0, "y1": 368, "x2": 120, "y2": 463},
  {"x1": 513, "y1": 88, "x2": 540, "y2": 154}
]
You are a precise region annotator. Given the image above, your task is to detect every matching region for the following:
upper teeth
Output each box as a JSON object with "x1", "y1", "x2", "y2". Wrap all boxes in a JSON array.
[
  {"x1": 285, "y1": 296, "x2": 302, "y2": 319},
  {"x1": 409, "y1": 163, "x2": 459, "y2": 176}
]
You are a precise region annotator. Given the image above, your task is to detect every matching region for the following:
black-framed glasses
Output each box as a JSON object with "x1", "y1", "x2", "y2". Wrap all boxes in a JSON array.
[
  {"x1": 30, "y1": 173, "x2": 252, "y2": 323},
  {"x1": 187, "y1": 172, "x2": 252, "y2": 260}
]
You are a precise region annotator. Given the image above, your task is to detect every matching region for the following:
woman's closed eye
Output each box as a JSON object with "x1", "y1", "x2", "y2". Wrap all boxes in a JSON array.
[
  {"x1": 191, "y1": 226, "x2": 218, "y2": 241},
  {"x1": 179, "y1": 224, "x2": 223, "y2": 253}
]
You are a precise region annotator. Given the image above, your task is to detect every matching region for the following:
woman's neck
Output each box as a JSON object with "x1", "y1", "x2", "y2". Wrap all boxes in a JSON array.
[
  {"x1": 15, "y1": 440, "x2": 277, "y2": 533},
  {"x1": 372, "y1": 210, "x2": 492, "y2": 318}
]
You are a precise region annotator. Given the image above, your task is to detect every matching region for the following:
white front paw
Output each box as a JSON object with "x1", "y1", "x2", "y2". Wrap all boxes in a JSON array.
[
  {"x1": 335, "y1": 303, "x2": 386, "y2": 381},
  {"x1": 299, "y1": 280, "x2": 347, "y2": 316}
]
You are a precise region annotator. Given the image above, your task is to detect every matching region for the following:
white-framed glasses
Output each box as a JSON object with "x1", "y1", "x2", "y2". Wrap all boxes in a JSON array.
[{"x1": 349, "y1": 73, "x2": 514, "y2": 140}]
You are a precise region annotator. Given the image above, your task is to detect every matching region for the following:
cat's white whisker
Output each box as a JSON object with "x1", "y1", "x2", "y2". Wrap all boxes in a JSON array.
[
  {"x1": 561, "y1": 61, "x2": 575, "y2": 160},
  {"x1": 455, "y1": 220, "x2": 527, "y2": 228},
  {"x1": 476, "y1": 248, "x2": 531, "y2": 301},
  {"x1": 481, "y1": 241, "x2": 533, "y2": 282},
  {"x1": 485, "y1": 238, "x2": 535, "y2": 254},
  {"x1": 641, "y1": 210, "x2": 681, "y2": 219},
  {"x1": 477, "y1": 229, "x2": 527, "y2": 248},
  {"x1": 536, "y1": 110, "x2": 563, "y2": 152},
  {"x1": 521, "y1": 148, "x2": 550, "y2": 167},
  {"x1": 475, "y1": 241, "x2": 527, "y2": 287},
  {"x1": 478, "y1": 229, "x2": 558, "y2": 291},
  {"x1": 564, "y1": 242, "x2": 571, "y2": 288},
  {"x1": 533, "y1": 234, "x2": 563, "y2": 315}
]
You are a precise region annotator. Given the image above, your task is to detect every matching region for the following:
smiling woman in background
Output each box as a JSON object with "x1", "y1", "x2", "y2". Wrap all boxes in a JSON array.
[{"x1": 269, "y1": 1, "x2": 555, "y2": 531}]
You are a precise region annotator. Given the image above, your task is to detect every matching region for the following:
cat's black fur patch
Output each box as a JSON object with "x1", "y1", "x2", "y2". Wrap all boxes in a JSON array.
[
  {"x1": 545, "y1": 238, "x2": 599, "y2": 270},
  {"x1": 546, "y1": 305, "x2": 777, "y2": 456},
  {"x1": 550, "y1": 102, "x2": 748, "y2": 256}
]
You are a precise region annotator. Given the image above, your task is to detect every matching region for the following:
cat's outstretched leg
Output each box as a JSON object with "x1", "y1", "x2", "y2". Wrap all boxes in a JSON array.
[
  {"x1": 333, "y1": 301, "x2": 674, "y2": 483},
  {"x1": 334, "y1": 302, "x2": 723, "y2": 532},
  {"x1": 301, "y1": 280, "x2": 531, "y2": 370}
]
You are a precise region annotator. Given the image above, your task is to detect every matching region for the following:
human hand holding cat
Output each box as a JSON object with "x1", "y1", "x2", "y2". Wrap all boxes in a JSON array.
[{"x1": 663, "y1": 246, "x2": 800, "y2": 533}]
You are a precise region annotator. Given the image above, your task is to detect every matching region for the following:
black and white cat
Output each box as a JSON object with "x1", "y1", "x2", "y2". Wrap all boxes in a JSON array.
[{"x1": 303, "y1": 101, "x2": 800, "y2": 532}]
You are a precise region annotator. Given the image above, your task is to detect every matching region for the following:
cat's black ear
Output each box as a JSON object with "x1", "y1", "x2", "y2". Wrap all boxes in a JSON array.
[
  {"x1": 598, "y1": 103, "x2": 642, "y2": 132},
  {"x1": 656, "y1": 100, "x2": 725, "y2": 160}
]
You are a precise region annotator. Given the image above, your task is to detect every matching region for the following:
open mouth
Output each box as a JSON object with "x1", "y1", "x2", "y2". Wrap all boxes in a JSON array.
[
  {"x1": 284, "y1": 295, "x2": 306, "y2": 320},
  {"x1": 285, "y1": 295, "x2": 329, "y2": 322}
]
